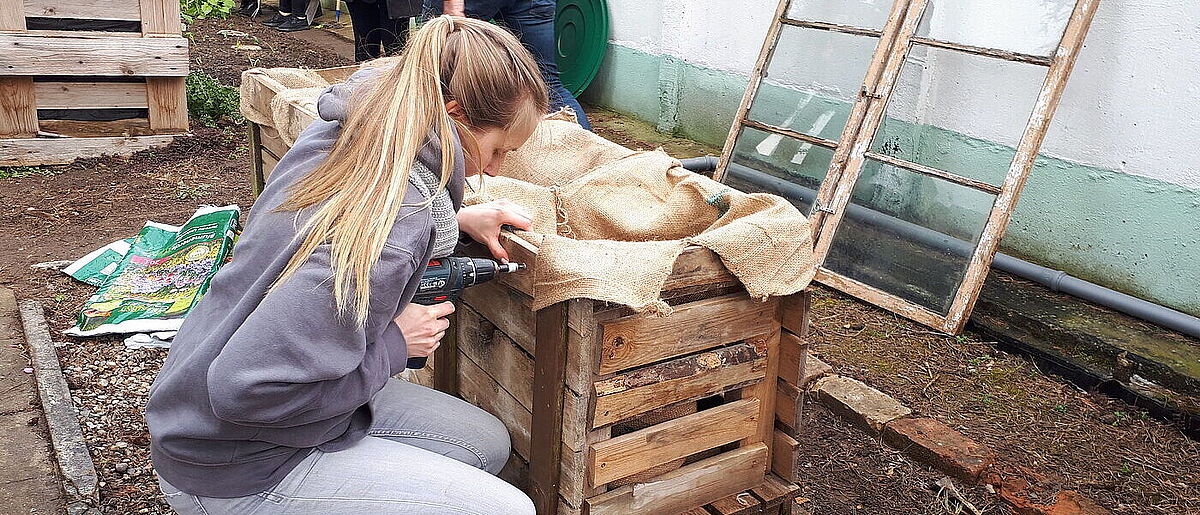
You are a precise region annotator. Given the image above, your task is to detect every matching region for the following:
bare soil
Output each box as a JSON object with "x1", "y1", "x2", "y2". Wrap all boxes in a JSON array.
[{"x1": 0, "y1": 13, "x2": 1196, "y2": 515}]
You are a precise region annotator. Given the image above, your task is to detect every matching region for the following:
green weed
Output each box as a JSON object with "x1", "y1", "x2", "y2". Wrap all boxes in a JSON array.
[
  {"x1": 186, "y1": 71, "x2": 243, "y2": 126},
  {"x1": 175, "y1": 181, "x2": 213, "y2": 200},
  {"x1": 0, "y1": 166, "x2": 56, "y2": 179},
  {"x1": 181, "y1": 0, "x2": 236, "y2": 22}
]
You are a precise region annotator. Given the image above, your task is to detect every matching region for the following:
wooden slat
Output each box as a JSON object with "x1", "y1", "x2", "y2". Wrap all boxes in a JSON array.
[
  {"x1": 709, "y1": 491, "x2": 764, "y2": 515},
  {"x1": 778, "y1": 330, "x2": 804, "y2": 386},
  {"x1": 741, "y1": 119, "x2": 840, "y2": 151},
  {"x1": 592, "y1": 342, "x2": 766, "y2": 428},
  {"x1": 585, "y1": 443, "x2": 769, "y2": 515},
  {"x1": 248, "y1": 123, "x2": 265, "y2": 196},
  {"x1": 599, "y1": 294, "x2": 777, "y2": 374},
  {"x1": 778, "y1": 292, "x2": 809, "y2": 339},
  {"x1": 262, "y1": 150, "x2": 279, "y2": 178},
  {"x1": 0, "y1": 33, "x2": 189, "y2": 76},
  {"x1": 751, "y1": 474, "x2": 801, "y2": 511},
  {"x1": 778, "y1": 18, "x2": 884, "y2": 38},
  {"x1": 37, "y1": 118, "x2": 153, "y2": 136},
  {"x1": 590, "y1": 399, "x2": 759, "y2": 486},
  {"x1": 741, "y1": 331, "x2": 781, "y2": 452},
  {"x1": 146, "y1": 77, "x2": 187, "y2": 132},
  {"x1": 910, "y1": 36, "x2": 1053, "y2": 66},
  {"x1": 529, "y1": 303, "x2": 570, "y2": 515},
  {"x1": 0, "y1": 77, "x2": 38, "y2": 138},
  {"x1": 564, "y1": 298, "x2": 606, "y2": 396},
  {"x1": 942, "y1": 0, "x2": 1102, "y2": 335},
  {"x1": 462, "y1": 279, "x2": 535, "y2": 354},
  {"x1": 663, "y1": 246, "x2": 738, "y2": 291},
  {"x1": 771, "y1": 430, "x2": 799, "y2": 482},
  {"x1": 33, "y1": 81, "x2": 148, "y2": 109},
  {"x1": 865, "y1": 151, "x2": 1002, "y2": 194},
  {"x1": 775, "y1": 379, "x2": 802, "y2": 433},
  {"x1": 499, "y1": 452, "x2": 530, "y2": 492},
  {"x1": 815, "y1": 267, "x2": 946, "y2": 330},
  {"x1": 313, "y1": 64, "x2": 360, "y2": 83},
  {"x1": 457, "y1": 352, "x2": 531, "y2": 458},
  {"x1": 258, "y1": 126, "x2": 289, "y2": 163},
  {"x1": 433, "y1": 311, "x2": 459, "y2": 394},
  {"x1": 0, "y1": 134, "x2": 175, "y2": 166},
  {"x1": 459, "y1": 305, "x2": 534, "y2": 409},
  {"x1": 23, "y1": 0, "x2": 142, "y2": 21},
  {"x1": 140, "y1": 0, "x2": 181, "y2": 35},
  {"x1": 1, "y1": 2, "x2": 26, "y2": 30}
]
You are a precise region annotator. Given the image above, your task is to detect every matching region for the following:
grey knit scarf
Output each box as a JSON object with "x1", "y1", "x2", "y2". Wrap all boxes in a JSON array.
[{"x1": 407, "y1": 160, "x2": 459, "y2": 258}]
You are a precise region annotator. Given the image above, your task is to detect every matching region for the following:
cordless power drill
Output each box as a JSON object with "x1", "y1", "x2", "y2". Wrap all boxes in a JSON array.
[{"x1": 406, "y1": 256, "x2": 525, "y2": 369}]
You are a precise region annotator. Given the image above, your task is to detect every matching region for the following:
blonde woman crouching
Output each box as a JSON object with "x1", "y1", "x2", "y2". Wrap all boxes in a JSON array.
[{"x1": 146, "y1": 16, "x2": 544, "y2": 514}]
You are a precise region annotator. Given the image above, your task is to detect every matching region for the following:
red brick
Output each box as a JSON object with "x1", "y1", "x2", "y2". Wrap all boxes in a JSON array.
[
  {"x1": 999, "y1": 487, "x2": 1111, "y2": 515},
  {"x1": 882, "y1": 417, "x2": 994, "y2": 482}
]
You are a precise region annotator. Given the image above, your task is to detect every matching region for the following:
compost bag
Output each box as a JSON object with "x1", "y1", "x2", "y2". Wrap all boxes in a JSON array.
[{"x1": 65, "y1": 206, "x2": 240, "y2": 336}]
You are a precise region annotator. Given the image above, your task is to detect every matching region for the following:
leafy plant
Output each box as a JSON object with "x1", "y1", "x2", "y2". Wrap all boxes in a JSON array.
[
  {"x1": 186, "y1": 71, "x2": 243, "y2": 126},
  {"x1": 181, "y1": 0, "x2": 237, "y2": 22},
  {"x1": 0, "y1": 166, "x2": 56, "y2": 179}
]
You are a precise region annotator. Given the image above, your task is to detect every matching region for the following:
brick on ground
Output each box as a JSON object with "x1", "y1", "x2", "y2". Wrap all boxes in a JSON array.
[
  {"x1": 883, "y1": 417, "x2": 995, "y2": 482},
  {"x1": 813, "y1": 375, "x2": 911, "y2": 432}
]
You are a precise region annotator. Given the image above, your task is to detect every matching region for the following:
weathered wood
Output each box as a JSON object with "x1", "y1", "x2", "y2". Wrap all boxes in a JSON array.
[
  {"x1": 33, "y1": 81, "x2": 148, "y2": 109},
  {"x1": 943, "y1": 0, "x2": 1102, "y2": 335},
  {"x1": 564, "y1": 298, "x2": 603, "y2": 396},
  {"x1": 592, "y1": 342, "x2": 766, "y2": 428},
  {"x1": 778, "y1": 330, "x2": 804, "y2": 386},
  {"x1": 590, "y1": 399, "x2": 759, "y2": 486},
  {"x1": 462, "y1": 279, "x2": 535, "y2": 354},
  {"x1": 529, "y1": 302, "x2": 570, "y2": 515},
  {"x1": 0, "y1": 33, "x2": 189, "y2": 77},
  {"x1": 742, "y1": 331, "x2": 781, "y2": 454},
  {"x1": 458, "y1": 305, "x2": 533, "y2": 409},
  {"x1": 433, "y1": 311, "x2": 459, "y2": 395},
  {"x1": 778, "y1": 293, "x2": 809, "y2": 341},
  {"x1": 37, "y1": 118, "x2": 153, "y2": 136},
  {"x1": 247, "y1": 123, "x2": 265, "y2": 195},
  {"x1": 262, "y1": 150, "x2": 279, "y2": 178},
  {"x1": 751, "y1": 474, "x2": 801, "y2": 513},
  {"x1": 457, "y1": 352, "x2": 531, "y2": 458},
  {"x1": 0, "y1": 134, "x2": 175, "y2": 166},
  {"x1": 23, "y1": 0, "x2": 142, "y2": 21},
  {"x1": 708, "y1": 491, "x2": 765, "y2": 515},
  {"x1": 140, "y1": 0, "x2": 181, "y2": 35},
  {"x1": 599, "y1": 294, "x2": 777, "y2": 374},
  {"x1": 775, "y1": 379, "x2": 802, "y2": 433},
  {"x1": 662, "y1": 246, "x2": 738, "y2": 292},
  {"x1": 777, "y1": 18, "x2": 884, "y2": 38},
  {"x1": 771, "y1": 430, "x2": 799, "y2": 482},
  {"x1": 865, "y1": 150, "x2": 1002, "y2": 194},
  {"x1": 0, "y1": 77, "x2": 38, "y2": 138},
  {"x1": 1, "y1": 2, "x2": 25, "y2": 29},
  {"x1": 585, "y1": 443, "x2": 769, "y2": 515},
  {"x1": 499, "y1": 452, "x2": 530, "y2": 492},
  {"x1": 815, "y1": 268, "x2": 946, "y2": 329},
  {"x1": 909, "y1": 36, "x2": 1053, "y2": 66},
  {"x1": 146, "y1": 77, "x2": 188, "y2": 132},
  {"x1": 258, "y1": 125, "x2": 289, "y2": 161}
]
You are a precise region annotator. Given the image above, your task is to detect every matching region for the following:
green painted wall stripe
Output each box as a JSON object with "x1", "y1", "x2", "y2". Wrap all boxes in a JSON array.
[{"x1": 583, "y1": 43, "x2": 1200, "y2": 317}]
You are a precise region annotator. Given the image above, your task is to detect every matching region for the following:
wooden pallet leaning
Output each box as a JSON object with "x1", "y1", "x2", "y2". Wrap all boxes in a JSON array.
[{"x1": 0, "y1": 0, "x2": 190, "y2": 166}]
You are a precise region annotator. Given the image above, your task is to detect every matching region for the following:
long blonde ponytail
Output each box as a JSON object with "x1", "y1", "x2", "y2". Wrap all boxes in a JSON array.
[{"x1": 273, "y1": 16, "x2": 548, "y2": 324}]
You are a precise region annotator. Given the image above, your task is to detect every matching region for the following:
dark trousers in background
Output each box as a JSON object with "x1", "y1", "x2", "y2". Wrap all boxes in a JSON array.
[
  {"x1": 437, "y1": 0, "x2": 591, "y2": 130},
  {"x1": 278, "y1": 0, "x2": 297, "y2": 13},
  {"x1": 347, "y1": 1, "x2": 410, "y2": 61}
]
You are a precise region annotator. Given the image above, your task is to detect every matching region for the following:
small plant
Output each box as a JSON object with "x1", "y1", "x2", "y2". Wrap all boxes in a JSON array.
[
  {"x1": 0, "y1": 166, "x2": 56, "y2": 179},
  {"x1": 186, "y1": 71, "x2": 243, "y2": 126},
  {"x1": 181, "y1": 0, "x2": 236, "y2": 22},
  {"x1": 175, "y1": 181, "x2": 213, "y2": 200}
]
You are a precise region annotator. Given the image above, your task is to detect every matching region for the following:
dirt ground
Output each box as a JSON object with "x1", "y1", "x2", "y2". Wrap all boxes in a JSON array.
[{"x1": 1, "y1": 12, "x2": 1197, "y2": 515}]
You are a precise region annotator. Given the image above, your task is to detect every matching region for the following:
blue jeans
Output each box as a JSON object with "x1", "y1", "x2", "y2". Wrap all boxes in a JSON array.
[
  {"x1": 158, "y1": 378, "x2": 534, "y2": 514},
  {"x1": 431, "y1": 0, "x2": 592, "y2": 129}
]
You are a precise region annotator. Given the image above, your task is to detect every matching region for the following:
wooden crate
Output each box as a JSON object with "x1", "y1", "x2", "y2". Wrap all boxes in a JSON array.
[
  {"x1": 426, "y1": 235, "x2": 812, "y2": 515},
  {"x1": 240, "y1": 65, "x2": 814, "y2": 514},
  {"x1": 0, "y1": 0, "x2": 190, "y2": 166}
]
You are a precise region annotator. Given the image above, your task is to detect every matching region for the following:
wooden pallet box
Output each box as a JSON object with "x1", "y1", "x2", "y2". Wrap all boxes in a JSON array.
[
  {"x1": 240, "y1": 65, "x2": 814, "y2": 514},
  {"x1": 0, "y1": 0, "x2": 190, "y2": 166}
]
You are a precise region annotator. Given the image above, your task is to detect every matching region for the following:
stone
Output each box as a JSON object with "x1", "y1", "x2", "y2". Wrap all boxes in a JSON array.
[
  {"x1": 801, "y1": 354, "x2": 833, "y2": 388},
  {"x1": 883, "y1": 417, "x2": 995, "y2": 481},
  {"x1": 999, "y1": 485, "x2": 1111, "y2": 515},
  {"x1": 813, "y1": 375, "x2": 912, "y2": 432}
]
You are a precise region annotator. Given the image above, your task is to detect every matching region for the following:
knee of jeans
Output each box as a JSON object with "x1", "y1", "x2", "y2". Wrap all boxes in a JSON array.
[
  {"x1": 478, "y1": 414, "x2": 512, "y2": 474},
  {"x1": 495, "y1": 481, "x2": 537, "y2": 515}
]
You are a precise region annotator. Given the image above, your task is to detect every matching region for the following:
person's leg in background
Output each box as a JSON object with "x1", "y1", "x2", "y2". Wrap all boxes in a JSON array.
[
  {"x1": 263, "y1": 0, "x2": 293, "y2": 26},
  {"x1": 347, "y1": 0, "x2": 386, "y2": 61},
  {"x1": 377, "y1": 16, "x2": 411, "y2": 57},
  {"x1": 469, "y1": 0, "x2": 593, "y2": 130}
]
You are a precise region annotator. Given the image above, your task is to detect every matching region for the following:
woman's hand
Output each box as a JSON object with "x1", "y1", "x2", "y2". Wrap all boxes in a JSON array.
[
  {"x1": 457, "y1": 200, "x2": 533, "y2": 262},
  {"x1": 394, "y1": 302, "x2": 455, "y2": 358}
]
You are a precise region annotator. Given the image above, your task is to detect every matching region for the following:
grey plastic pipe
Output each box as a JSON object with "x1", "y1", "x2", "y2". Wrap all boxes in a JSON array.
[{"x1": 678, "y1": 156, "x2": 1200, "y2": 338}]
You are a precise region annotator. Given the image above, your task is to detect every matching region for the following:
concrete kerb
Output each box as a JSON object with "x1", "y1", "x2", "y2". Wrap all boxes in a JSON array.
[
  {"x1": 806, "y1": 357, "x2": 1110, "y2": 514},
  {"x1": 18, "y1": 300, "x2": 100, "y2": 511}
]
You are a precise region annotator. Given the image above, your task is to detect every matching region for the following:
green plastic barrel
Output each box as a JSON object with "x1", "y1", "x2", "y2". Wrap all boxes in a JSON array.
[{"x1": 555, "y1": 0, "x2": 609, "y2": 96}]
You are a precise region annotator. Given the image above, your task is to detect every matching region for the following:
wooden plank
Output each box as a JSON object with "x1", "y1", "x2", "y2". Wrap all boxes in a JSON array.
[
  {"x1": 592, "y1": 342, "x2": 766, "y2": 428},
  {"x1": 778, "y1": 330, "x2": 804, "y2": 386},
  {"x1": 709, "y1": 491, "x2": 764, "y2": 515},
  {"x1": 771, "y1": 430, "x2": 799, "y2": 482},
  {"x1": 778, "y1": 292, "x2": 809, "y2": 340},
  {"x1": 248, "y1": 123, "x2": 265, "y2": 196},
  {"x1": 662, "y1": 246, "x2": 737, "y2": 292},
  {"x1": 741, "y1": 331, "x2": 781, "y2": 453},
  {"x1": 563, "y1": 298, "x2": 601, "y2": 396},
  {"x1": 258, "y1": 125, "x2": 289, "y2": 163},
  {"x1": 146, "y1": 77, "x2": 187, "y2": 132},
  {"x1": 942, "y1": 0, "x2": 1102, "y2": 335},
  {"x1": 38, "y1": 118, "x2": 153, "y2": 136},
  {"x1": 433, "y1": 311, "x2": 459, "y2": 394},
  {"x1": 529, "y1": 302, "x2": 570, "y2": 515},
  {"x1": 1, "y1": 2, "x2": 25, "y2": 29},
  {"x1": 590, "y1": 399, "x2": 760, "y2": 486},
  {"x1": 313, "y1": 64, "x2": 360, "y2": 83},
  {"x1": 777, "y1": 18, "x2": 884, "y2": 38},
  {"x1": 33, "y1": 81, "x2": 148, "y2": 109},
  {"x1": 0, "y1": 134, "x2": 175, "y2": 166},
  {"x1": 458, "y1": 305, "x2": 533, "y2": 409},
  {"x1": 751, "y1": 474, "x2": 801, "y2": 512},
  {"x1": 740, "y1": 119, "x2": 839, "y2": 151},
  {"x1": 0, "y1": 77, "x2": 38, "y2": 138},
  {"x1": 140, "y1": 0, "x2": 181, "y2": 35},
  {"x1": 599, "y1": 294, "x2": 777, "y2": 375},
  {"x1": 909, "y1": 36, "x2": 1053, "y2": 66},
  {"x1": 262, "y1": 150, "x2": 279, "y2": 178},
  {"x1": 23, "y1": 0, "x2": 142, "y2": 21},
  {"x1": 775, "y1": 379, "x2": 802, "y2": 433},
  {"x1": 713, "y1": 0, "x2": 794, "y2": 182},
  {"x1": 585, "y1": 443, "x2": 769, "y2": 515},
  {"x1": 0, "y1": 33, "x2": 189, "y2": 76},
  {"x1": 498, "y1": 234, "x2": 538, "y2": 294},
  {"x1": 457, "y1": 352, "x2": 531, "y2": 458},
  {"x1": 864, "y1": 150, "x2": 1002, "y2": 194},
  {"x1": 815, "y1": 268, "x2": 946, "y2": 330},
  {"x1": 462, "y1": 279, "x2": 535, "y2": 355},
  {"x1": 499, "y1": 452, "x2": 530, "y2": 493},
  {"x1": 561, "y1": 380, "x2": 592, "y2": 453}
]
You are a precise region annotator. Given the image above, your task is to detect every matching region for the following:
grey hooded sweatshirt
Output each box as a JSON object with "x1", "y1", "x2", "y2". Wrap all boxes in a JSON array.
[{"x1": 145, "y1": 67, "x2": 465, "y2": 498}]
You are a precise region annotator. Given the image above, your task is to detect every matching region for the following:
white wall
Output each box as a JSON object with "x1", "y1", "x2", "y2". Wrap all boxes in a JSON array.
[{"x1": 604, "y1": 0, "x2": 1200, "y2": 189}]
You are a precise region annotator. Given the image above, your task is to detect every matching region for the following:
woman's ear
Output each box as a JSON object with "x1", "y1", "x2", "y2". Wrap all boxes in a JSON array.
[{"x1": 445, "y1": 100, "x2": 468, "y2": 125}]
